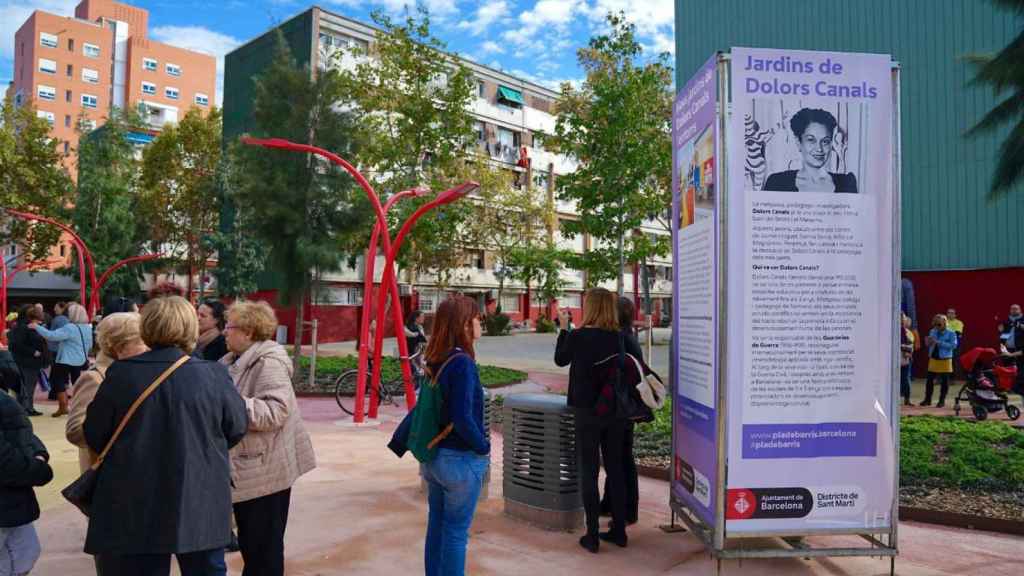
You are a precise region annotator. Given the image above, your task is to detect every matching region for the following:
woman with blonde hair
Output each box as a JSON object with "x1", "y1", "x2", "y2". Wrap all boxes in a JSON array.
[
  {"x1": 66, "y1": 312, "x2": 148, "y2": 472},
  {"x1": 30, "y1": 302, "x2": 92, "y2": 417},
  {"x1": 921, "y1": 313, "x2": 958, "y2": 407},
  {"x1": 83, "y1": 296, "x2": 247, "y2": 575},
  {"x1": 221, "y1": 300, "x2": 315, "y2": 576},
  {"x1": 554, "y1": 287, "x2": 630, "y2": 553}
]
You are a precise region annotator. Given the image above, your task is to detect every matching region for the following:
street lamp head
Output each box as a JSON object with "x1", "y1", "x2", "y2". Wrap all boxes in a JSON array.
[{"x1": 435, "y1": 181, "x2": 479, "y2": 205}]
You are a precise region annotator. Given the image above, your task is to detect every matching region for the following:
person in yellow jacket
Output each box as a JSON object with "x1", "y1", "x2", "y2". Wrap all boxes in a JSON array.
[{"x1": 946, "y1": 308, "x2": 964, "y2": 378}]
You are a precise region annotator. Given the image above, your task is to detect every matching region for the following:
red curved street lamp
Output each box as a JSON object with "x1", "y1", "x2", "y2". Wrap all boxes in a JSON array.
[
  {"x1": 240, "y1": 137, "x2": 477, "y2": 421},
  {"x1": 5, "y1": 208, "x2": 93, "y2": 312}
]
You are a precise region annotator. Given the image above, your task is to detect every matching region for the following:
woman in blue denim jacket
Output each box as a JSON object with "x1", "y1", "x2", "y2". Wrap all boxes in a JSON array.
[
  {"x1": 31, "y1": 302, "x2": 93, "y2": 417},
  {"x1": 920, "y1": 314, "x2": 958, "y2": 407},
  {"x1": 416, "y1": 295, "x2": 490, "y2": 576}
]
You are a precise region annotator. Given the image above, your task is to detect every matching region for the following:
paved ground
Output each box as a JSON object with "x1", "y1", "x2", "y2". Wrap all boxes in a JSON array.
[{"x1": 24, "y1": 395, "x2": 1024, "y2": 576}]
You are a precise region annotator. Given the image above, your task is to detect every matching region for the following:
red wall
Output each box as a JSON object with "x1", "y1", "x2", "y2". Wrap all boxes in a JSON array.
[
  {"x1": 248, "y1": 288, "x2": 402, "y2": 345},
  {"x1": 903, "y1": 267, "x2": 1024, "y2": 376}
]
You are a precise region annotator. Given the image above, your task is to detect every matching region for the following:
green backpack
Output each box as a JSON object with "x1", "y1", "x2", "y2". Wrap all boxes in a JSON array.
[{"x1": 408, "y1": 353, "x2": 466, "y2": 463}]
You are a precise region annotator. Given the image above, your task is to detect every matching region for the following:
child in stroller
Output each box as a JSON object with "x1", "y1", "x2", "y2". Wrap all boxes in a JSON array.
[{"x1": 954, "y1": 347, "x2": 1020, "y2": 421}]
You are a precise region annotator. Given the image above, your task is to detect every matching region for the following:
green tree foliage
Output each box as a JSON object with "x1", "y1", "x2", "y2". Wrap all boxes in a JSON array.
[
  {"x1": 140, "y1": 107, "x2": 223, "y2": 296},
  {"x1": 506, "y1": 242, "x2": 567, "y2": 319},
  {"x1": 967, "y1": 0, "x2": 1024, "y2": 198},
  {"x1": 206, "y1": 157, "x2": 265, "y2": 298},
  {"x1": 0, "y1": 95, "x2": 74, "y2": 262},
  {"x1": 72, "y1": 108, "x2": 152, "y2": 299},
  {"x1": 550, "y1": 12, "x2": 673, "y2": 286},
  {"x1": 334, "y1": 8, "x2": 476, "y2": 287},
  {"x1": 229, "y1": 33, "x2": 367, "y2": 376}
]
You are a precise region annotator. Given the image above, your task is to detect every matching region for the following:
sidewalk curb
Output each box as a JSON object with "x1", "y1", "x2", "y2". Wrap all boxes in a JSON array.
[{"x1": 899, "y1": 506, "x2": 1024, "y2": 536}]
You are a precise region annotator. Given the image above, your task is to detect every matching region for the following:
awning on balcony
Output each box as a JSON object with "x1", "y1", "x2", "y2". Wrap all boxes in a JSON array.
[{"x1": 497, "y1": 85, "x2": 524, "y2": 105}]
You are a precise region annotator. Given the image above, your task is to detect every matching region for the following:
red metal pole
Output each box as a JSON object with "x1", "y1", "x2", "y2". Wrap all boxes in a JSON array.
[
  {"x1": 4, "y1": 209, "x2": 97, "y2": 317},
  {"x1": 370, "y1": 183, "x2": 478, "y2": 409},
  {"x1": 92, "y1": 253, "x2": 163, "y2": 313},
  {"x1": 355, "y1": 189, "x2": 423, "y2": 422},
  {"x1": 1, "y1": 256, "x2": 8, "y2": 339}
]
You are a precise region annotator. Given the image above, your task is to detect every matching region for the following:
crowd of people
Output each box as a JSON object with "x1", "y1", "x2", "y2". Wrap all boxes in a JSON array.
[{"x1": 3, "y1": 284, "x2": 661, "y2": 575}]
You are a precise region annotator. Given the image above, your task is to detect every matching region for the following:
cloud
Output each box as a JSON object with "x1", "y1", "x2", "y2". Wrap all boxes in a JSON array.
[
  {"x1": 456, "y1": 1, "x2": 512, "y2": 36},
  {"x1": 326, "y1": 0, "x2": 461, "y2": 19},
  {"x1": 510, "y1": 67, "x2": 580, "y2": 92},
  {"x1": 0, "y1": 1, "x2": 78, "y2": 61},
  {"x1": 150, "y1": 26, "x2": 242, "y2": 107},
  {"x1": 480, "y1": 40, "x2": 505, "y2": 55},
  {"x1": 583, "y1": 0, "x2": 673, "y2": 36}
]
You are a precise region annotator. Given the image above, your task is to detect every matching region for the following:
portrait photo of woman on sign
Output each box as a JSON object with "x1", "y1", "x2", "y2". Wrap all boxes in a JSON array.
[{"x1": 761, "y1": 107, "x2": 859, "y2": 194}]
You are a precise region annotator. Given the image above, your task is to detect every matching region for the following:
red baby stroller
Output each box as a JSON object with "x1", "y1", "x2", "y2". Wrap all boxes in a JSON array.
[{"x1": 953, "y1": 347, "x2": 1020, "y2": 421}]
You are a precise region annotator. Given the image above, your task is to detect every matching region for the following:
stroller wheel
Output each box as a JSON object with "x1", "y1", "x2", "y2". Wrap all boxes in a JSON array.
[
  {"x1": 1007, "y1": 405, "x2": 1021, "y2": 421},
  {"x1": 972, "y1": 405, "x2": 988, "y2": 421}
]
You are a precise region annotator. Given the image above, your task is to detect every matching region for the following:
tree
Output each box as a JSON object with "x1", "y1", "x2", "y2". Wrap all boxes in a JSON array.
[
  {"x1": 229, "y1": 33, "x2": 367, "y2": 380},
  {"x1": 464, "y1": 158, "x2": 549, "y2": 311},
  {"x1": 140, "y1": 107, "x2": 223, "y2": 297},
  {"x1": 0, "y1": 95, "x2": 74, "y2": 262},
  {"x1": 506, "y1": 243, "x2": 567, "y2": 320},
  {"x1": 550, "y1": 12, "x2": 673, "y2": 290},
  {"x1": 334, "y1": 8, "x2": 476, "y2": 288},
  {"x1": 206, "y1": 157, "x2": 265, "y2": 298},
  {"x1": 72, "y1": 108, "x2": 152, "y2": 299},
  {"x1": 967, "y1": 0, "x2": 1024, "y2": 198}
]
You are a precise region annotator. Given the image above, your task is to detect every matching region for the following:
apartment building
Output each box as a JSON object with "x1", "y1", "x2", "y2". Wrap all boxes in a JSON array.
[
  {"x1": 224, "y1": 6, "x2": 672, "y2": 342},
  {"x1": 10, "y1": 0, "x2": 216, "y2": 173}
]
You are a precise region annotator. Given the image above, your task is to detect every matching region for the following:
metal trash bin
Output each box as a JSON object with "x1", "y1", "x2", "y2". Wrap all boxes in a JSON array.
[
  {"x1": 502, "y1": 394, "x2": 582, "y2": 531},
  {"x1": 419, "y1": 391, "x2": 493, "y2": 501}
]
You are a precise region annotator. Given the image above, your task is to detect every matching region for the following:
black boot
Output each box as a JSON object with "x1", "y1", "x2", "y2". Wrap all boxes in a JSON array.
[
  {"x1": 578, "y1": 533, "x2": 599, "y2": 553},
  {"x1": 598, "y1": 522, "x2": 628, "y2": 548}
]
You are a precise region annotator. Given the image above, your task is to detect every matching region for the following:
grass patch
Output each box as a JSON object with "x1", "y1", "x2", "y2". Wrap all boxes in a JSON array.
[
  {"x1": 297, "y1": 355, "x2": 526, "y2": 389},
  {"x1": 634, "y1": 409, "x2": 1024, "y2": 492}
]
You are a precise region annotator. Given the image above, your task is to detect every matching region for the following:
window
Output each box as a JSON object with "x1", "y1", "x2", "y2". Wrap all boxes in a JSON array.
[
  {"x1": 496, "y1": 85, "x2": 524, "y2": 109},
  {"x1": 5, "y1": 245, "x2": 16, "y2": 257},
  {"x1": 165, "y1": 87, "x2": 179, "y2": 100},
  {"x1": 497, "y1": 127, "x2": 514, "y2": 149},
  {"x1": 143, "y1": 58, "x2": 157, "y2": 71},
  {"x1": 531, "y1": 292, "x2": 548, "y2": 305},
  {"x1": 59, "y1": 245, "x2": 66, "y2": 257},
  {"x1": 81, "y1": 68, "x2": 99, "y2": 84},
  {"x1": 463, "y1": 249, "x2": 484, "y2": 270},
  {"x1": 477, "y1": 80, "x2": 486, "y2": 98},
  {"x1": 40, "y1": 33, "x2": 58, "y2": 49},
  {"x1": 64, "y1": 114, "x2": 71, "y2": 127},
  {"x1": 37, "y1": 84, "x2": 56, "y2": 101},
  {"x1": 473, "y1": 121, "x2": 485, "y2": 142},
  {"x1": 66, "y1": 63, "x2": 73, "y2": 77},
  {"x1": 141, "y1": 82, "x2": 156, "y2": 95},
  {"x1": 67, "y1": 38, "x2": 74, "y2": 52},
  {"x1": 500, "y1": 294, "x2": 520, "y2": 313},
  {"x1": 13, "y1": 91, "x2": 22, "y2": 107},
  {"x1": 560, "y1": 293, "x2": 581, "y2": 309},
  {"x1": 533, "y1": 170, "x2": 550, "y2": 190},
  {"x1": 81, "y1": 93, "x2": 98, "y2": 108},
  {"x1": 38, "y1": 58, "x2": 56, "y2": 74},
  {"x1": 194, "y1": 93, "x2": 209, "y2": 106},
  {"x1": 65, "y1": 89, "x2": 71, "y2": 103},
  {"x1": 532, "y1": 132, "x2": 546, "y2": 151},
  {"x1": 63, "y1": 141, "x2": 69, "y2": 154},
  {"x1": 36, "y1": 110, "x2": 55, "y2": 126},
  {"x1": 312, "y1": 286, "x2": 363, "y2": 306},
  {"x1": 418, "y1": 290, "x2": 440, "y2": 313},
  {"x1": 165, "y1": 63, "x2": 181, "y2": 77},
  {"x1": 79, "y1": 118, "x2": 97, "y2": 132},
  {"x1": 83, "y1": 43, "x2": 100, "y2": 58}
]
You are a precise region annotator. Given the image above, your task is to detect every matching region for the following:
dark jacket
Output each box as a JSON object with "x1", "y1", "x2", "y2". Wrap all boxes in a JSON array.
[
  {"x1": 9, "y1": 322, "x2": 48, "y2": 370},
  {"x1": 0, "y1": 350, "x2": 21, "y2": 393},
  {"x1": 389, "y1": 350, "x2": 490, "y2": 457},
  {"x1": 555, "y1": 327, "x2": 624, "y2": 412},
  {"x1": 763, "y1": 170, "x2": 858, "y2": 193},
  {"x1": 197, "y1": 334, "x2": 228, "y2": 362},
  {"x1": 82, "y1": 347, "x2": 248, "y2": 555},
  {"x1": 0, "y1": 392, "x2": 53, "y2": 528}
]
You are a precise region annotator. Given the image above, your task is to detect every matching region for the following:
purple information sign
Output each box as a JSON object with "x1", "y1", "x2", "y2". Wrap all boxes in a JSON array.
[{"x1": 672, "y1": 54, "x2": 719, "y2": 526}]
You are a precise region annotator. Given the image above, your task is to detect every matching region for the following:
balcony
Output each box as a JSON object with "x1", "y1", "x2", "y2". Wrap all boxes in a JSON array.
[{"x1": 137, "y1": 101, "x2": 178, "y2": 129}]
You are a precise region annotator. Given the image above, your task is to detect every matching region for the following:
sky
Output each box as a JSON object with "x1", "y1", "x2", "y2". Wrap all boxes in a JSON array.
[{"x1": 0, "y1": 0, "x2": 676, "y2": 105}]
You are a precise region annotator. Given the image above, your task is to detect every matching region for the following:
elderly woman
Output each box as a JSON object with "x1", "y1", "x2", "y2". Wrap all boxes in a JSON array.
[
  {"x1": 221, "y1": 300, "x2": 315, "y2": 576},
  {"x1": 66, "y1": 313, "x2": 147, "y2": 473},
  {"x1": 31, "y1": 302, "x2": 93, "y2": 417},
  {"x1": 83, "y1": 296, "x2": 247, "y2": 575},
  {"x1": 763, "y1": 107, "x2": 858, "y2": 193}
]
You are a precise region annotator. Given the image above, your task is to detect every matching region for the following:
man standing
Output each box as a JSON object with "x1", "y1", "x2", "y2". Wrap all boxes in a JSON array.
[{"x1": 998, "y1": 304, "x2": 1024, "y2": 351}]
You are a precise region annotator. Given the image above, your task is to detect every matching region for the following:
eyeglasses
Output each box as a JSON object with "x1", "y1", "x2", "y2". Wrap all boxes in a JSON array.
[{"x1": 224, "y1": 324, "x2": 239, "y2": 331}]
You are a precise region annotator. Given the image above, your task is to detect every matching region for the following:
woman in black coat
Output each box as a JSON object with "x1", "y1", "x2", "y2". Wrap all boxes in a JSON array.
[
  {"x1": 0, "y1": 389, "x2": 53, "y2": 575},
  {"x1": 554, "y1": 288, "x2": 630, "y2": 553},
  {"x1": 83, "y1": 296, "x2": 248, "y2": 576},
  {"x1": 9, "y1": 305, "x2": 48, "y2": 416}
]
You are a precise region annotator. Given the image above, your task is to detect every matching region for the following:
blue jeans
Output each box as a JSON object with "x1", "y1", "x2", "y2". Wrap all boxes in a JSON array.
[
  {"x1": 95, "y1": 548, "x2": 226, "y2": 576},
  {"x1": 420, "y1": 448, "x2": 489, "y2": 576}
]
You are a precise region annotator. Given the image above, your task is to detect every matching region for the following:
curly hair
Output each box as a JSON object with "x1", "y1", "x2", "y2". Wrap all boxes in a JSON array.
[
  {"x1": 790, "y1": 108, "x2": 838, "y2": 140},
  {"x1": 227, "y1": 300, "x2": 279, "y2": 342}
]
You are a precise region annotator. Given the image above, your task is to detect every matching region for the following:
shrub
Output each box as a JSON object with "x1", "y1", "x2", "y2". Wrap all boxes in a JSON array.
[
  {"x1": 535, "y1": 317, "x2": 556, "y2": 333},
  {"x1": 484, "y1": 313, "x2": 512, "y2": 336}
]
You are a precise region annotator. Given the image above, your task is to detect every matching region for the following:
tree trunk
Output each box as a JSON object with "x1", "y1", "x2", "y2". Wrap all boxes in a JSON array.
[{"x1": 292, "y1": 283, "x2": 306, "y2": 386}]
